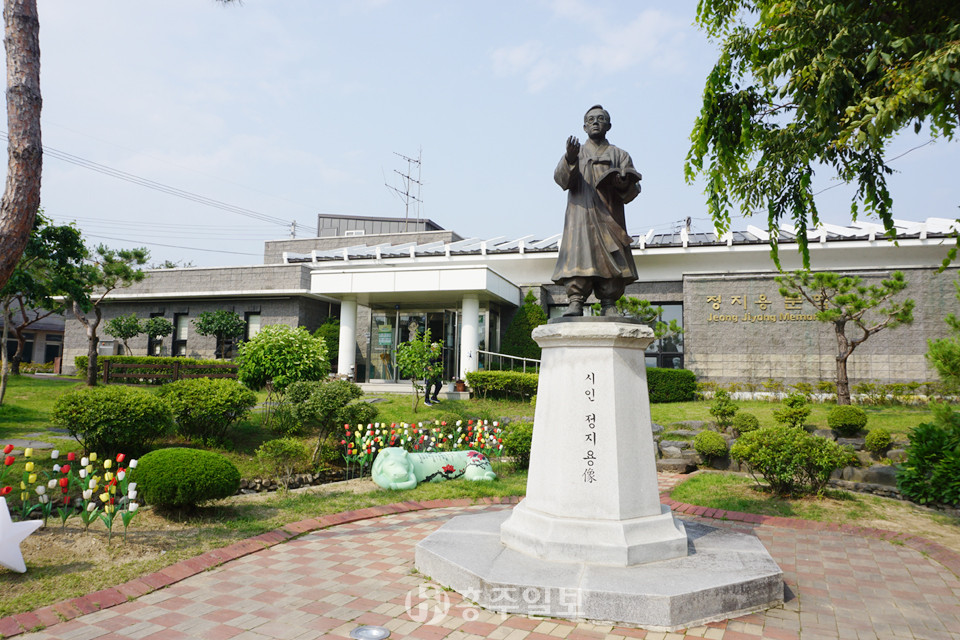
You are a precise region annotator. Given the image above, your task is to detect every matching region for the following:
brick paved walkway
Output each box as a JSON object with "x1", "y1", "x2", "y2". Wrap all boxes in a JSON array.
[{"x1": 3, "y1": 474, "x2": 960, "y2": 640}]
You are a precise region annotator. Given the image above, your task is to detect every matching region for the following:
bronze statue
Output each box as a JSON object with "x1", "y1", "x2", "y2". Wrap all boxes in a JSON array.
[{"x1": 552, "y1": 105, "x2": 641, "y2": 317}]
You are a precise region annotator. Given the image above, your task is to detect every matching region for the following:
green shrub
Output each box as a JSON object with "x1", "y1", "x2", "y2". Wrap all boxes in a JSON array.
[
  {"x1": 693, "y1": 430, "x2": 728, "y2": 460},
  {"x1": 74, "y1": 355, "x2": 234, "y2": 385},
  {"x1": 647, "y1": 368, "x2": 697, "y2": 402},
  {"x1": 51, "y1": 386, "x2": 173, "y2": 456},
  {"x1": 502, "y1": 291, "x2": 547, "y2": 360},
  {"x1": 708, "y1": 389, "x2": 738, "y2": 430},
  {"x1": 157, "y1": 378, "x2": 257, "y2": 444},
  {"x1": 864, "y1": 428, "x2": 892, "y2": 454},
  {"x1": 773, "y1": 393, "x2": 812, "y2": 428},
  {"x1": 730, "y1": 425, "x2": 855, "y2": 496},
  {"x1": 502, "y1": 421, "x2": 534, "y2": 470},
  {"x1": 256, "y1": 438, "x2": 313, "y2": 490},
  {"x1": 896, "y1": 404, "x2": 960, "y2": 505},
  {"x1": 732, "y1": 412, "x2": 760, "y2": 435},
  {"x1": 827, "y1": 405, "x2": 868, "y2": 436},
  {"x1": 466, "y1": 371, "x2": 539, "y2": 401},
  {"x1": 236, "y1": 324, "x2": 330, "y2": 392},
  {"x1": 133, "y1": 448, "x2": 241, "y2": 508},
  {"x1": 286, "y1": 380, "x2": 373, "y2": 441}
]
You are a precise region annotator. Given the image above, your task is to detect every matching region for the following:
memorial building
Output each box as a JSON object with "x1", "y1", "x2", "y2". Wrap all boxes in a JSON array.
[{"x1": 62, "y1": 213, "x2": 960, "y2": 389}]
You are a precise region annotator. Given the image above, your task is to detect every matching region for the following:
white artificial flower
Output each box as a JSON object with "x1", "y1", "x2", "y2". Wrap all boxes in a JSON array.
[
  {"x1": 128, "y1": 482, "x2": 137, "y2": 492},
  {"x1": 128, "y1": 490, "x2": 138, "y2": 500},
  {"x1": 35, "y1": 485, "x2": 46, "y2": 496},
  {"x1": 39, "y1": 494, "x2": 50, "y2": 504},
  {"x1": 117, "y1": 470, "x2": 125, "y2": 481},
  {"x1": 47, "y1": 479, "x2": 57, "y2": 489},
  {"x1": 88, "y1": 479, "x2": 97, "y2": 490},
  {"x1": 81, "y1": 457, "x2": 89, "y2": 466},
  {"x1": 50, "y1": 450, "x2": 60, "y2": 459},
  {"x1": 129, "y1": 503, "x2": 139, "y2": 512},
  {"x1": 82, "y1": 489, "x2": 93, "y2": 500},
  {"x1": 53, "y1": 464, "x2": 61, "y2": 473},
  {"x1": 79, "y1": 469, "x2": 87, "y2": 479},
  {"x1": 128, "y1": 459, "x2": 138, "y2": 469},
  {"x1": 86, "y1": 502, "x2": 96, "y2": 512}
]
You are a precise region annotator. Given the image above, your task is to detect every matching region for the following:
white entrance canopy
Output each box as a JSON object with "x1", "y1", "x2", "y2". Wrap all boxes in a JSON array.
[
  {"x1": 310, "y1": 264, "x2": 521, "y2": 307},
  {"x1": 312, "y1": 265, "x2": 521, "y2": 380}
]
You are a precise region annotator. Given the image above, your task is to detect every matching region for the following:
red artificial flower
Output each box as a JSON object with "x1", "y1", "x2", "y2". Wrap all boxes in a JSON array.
[
  {"x1": 340, "y1": 440, "x2": 346, "y2": 445},
  {"x1": 0, "y1": 486, "x2": 11, "y2": 496},
  {"x1": 3, "y1": 455, "x2": 13, "y2": 467},
  {"x1": 344, "y1": 424, "x2": 350, "y2": 431},
  {"x1": 59, "y1": 477, "x2": 69, "y2": 488},
  {"x1": 61, "y1": 464, "x2": 71, "y2": 474},
  {"x1": 2, "y1": 444, "x2": 12, "y2": 454},
  {"x1": 116, "y1": 453, "x2": 126, "y2": 463},
  {"x1": 67, "y1": 452, "x2": 76, "y2": 461}
]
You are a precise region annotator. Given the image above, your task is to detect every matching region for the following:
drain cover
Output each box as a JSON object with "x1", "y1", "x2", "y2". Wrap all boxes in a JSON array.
[{"x1": 349, "y1": 626, "x2": 391, "y2": 640}]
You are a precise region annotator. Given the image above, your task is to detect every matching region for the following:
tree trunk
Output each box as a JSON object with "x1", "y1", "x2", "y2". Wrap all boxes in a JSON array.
[
  {"x1": 0, "y1": 0, "x2": 42, "y2": 291},
  {"x1": 74, "y1": 300, "x2": 101, "y2": 386},
  {"x1": 834, "y1": 321, "x2": 853, "y2": 405},
  {"x1": 9, "y1": 334, "x2": 21, "y2": 375},
  {"x1": 0, "y1": 299, "x2": 10, "y2": 405},
  {"x1": 835, "y1": 355, "x2": 851, "y2": 405}
]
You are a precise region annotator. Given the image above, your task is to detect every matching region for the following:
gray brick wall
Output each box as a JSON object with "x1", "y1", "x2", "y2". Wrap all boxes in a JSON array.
[
  {"x1": 62, "y1": 297, "x2": 335, "y2": 374},
  {"x1": 683, "y1": 268, "x2": 958, "y2": 386}
]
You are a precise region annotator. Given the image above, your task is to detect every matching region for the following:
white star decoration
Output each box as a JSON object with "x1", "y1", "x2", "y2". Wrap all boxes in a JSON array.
[{"x1": 0, "y1": 497, "x2": 42, "y2": 573}]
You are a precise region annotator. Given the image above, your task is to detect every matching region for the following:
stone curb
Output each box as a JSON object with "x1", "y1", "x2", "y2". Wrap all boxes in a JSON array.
[{"x1": 3, "y1": 486, "x2": 958, "y2": 638}]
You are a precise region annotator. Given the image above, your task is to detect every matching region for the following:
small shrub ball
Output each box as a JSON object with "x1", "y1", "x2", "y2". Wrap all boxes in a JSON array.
[
  {"x1": 827, "y1": 405, "x2": 868, "y2": 437},
  {"x1": 134, "y1": 448, "x2": 241, "y2": 508}
]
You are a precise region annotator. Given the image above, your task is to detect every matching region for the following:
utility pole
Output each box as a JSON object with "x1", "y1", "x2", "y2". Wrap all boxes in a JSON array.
[{"x1": 385, "y1": 149, "x2": 422, "y2": 232}]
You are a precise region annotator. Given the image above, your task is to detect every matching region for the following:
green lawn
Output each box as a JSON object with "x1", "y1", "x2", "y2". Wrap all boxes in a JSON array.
[{"x1": 650, "y1": 399, "x2": 930, "y2": 438}]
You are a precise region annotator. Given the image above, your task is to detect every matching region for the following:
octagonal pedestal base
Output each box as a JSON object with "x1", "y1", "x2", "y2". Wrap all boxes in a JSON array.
[{"x1": 415, "y1": 510, "x2": 784, "y2": 632}]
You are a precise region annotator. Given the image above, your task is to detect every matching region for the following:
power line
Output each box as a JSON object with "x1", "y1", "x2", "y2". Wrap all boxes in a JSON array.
[
  {"x1": 0, "y1": 132, "x2": 313, "y2": 234},
  {"x1": 82, "y1": 233, "x2": 260, "y2": 256}
]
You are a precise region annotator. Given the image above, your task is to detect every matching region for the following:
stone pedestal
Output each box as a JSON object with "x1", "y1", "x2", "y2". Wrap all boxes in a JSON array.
[
  {"x1": 415, "y1": 320, "x2": 783, "y2": 630},
  {"x1": 500, "y1": 321, "x2": 687, "y2": 565}
]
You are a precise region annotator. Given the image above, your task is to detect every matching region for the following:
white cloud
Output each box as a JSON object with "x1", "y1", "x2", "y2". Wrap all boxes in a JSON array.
[{"x1": 491, "y1": 4, "x2": 690, "y2": 92}]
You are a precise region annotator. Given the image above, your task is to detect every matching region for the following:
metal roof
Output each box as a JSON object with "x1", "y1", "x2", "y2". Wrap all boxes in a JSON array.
[{"x1": 282, "y1": 217, "x2": 959, "y2": 264}]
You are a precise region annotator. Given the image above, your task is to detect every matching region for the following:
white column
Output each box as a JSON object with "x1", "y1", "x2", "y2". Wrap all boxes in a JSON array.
[
  {"x1": 337, "y1": 298, "x2": 357, "y2": 379},
  {"x1": 459, "y1": 294, "x2": 480, "y2": 380}
]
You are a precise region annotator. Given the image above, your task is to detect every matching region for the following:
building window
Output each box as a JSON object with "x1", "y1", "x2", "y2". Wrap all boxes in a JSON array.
[
  {"x1": 43, "y1": 334, "x2": 62, "y2": 363},
  {"x1": 172, "y1": 313, "x2": 188, "y2": 357},
  {"x1": 642, "y1": 303, "x2": 683, "y2": 369},
  {"x1": 244, "y1": 312, "x2": 261, "y2": 341},
  {"x1": 147, "y1": 312, "x2": 165, "y2": 356}
]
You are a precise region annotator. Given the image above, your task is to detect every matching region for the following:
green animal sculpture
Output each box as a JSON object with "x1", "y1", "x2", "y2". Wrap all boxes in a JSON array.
[{"x1": 372, "y1": 447, "x2": 497, "y2": 490}]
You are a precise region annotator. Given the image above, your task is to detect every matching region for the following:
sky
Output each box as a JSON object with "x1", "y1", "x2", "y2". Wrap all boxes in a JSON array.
[{"x1": 8, "y1": 0, "x2": 959, "y2": 268}]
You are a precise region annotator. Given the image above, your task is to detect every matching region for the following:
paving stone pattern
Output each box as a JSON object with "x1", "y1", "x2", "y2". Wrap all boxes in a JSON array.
[{"x1": 4, "y1": 474, "x2": 960, "y2": 640}]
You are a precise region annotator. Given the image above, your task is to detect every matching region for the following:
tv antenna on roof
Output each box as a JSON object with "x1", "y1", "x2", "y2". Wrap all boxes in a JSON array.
[{"x1": 385, "y1": 148, "x2": 422, "y2": 232}]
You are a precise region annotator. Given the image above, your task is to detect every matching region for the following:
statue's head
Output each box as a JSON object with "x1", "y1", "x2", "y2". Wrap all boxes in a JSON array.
[
  {"x1": 583, "y1": 105, "x2": 611, "y2": 141},
  {"x1": 372, "y1": 447, "x2": 414, "y2": 483}
]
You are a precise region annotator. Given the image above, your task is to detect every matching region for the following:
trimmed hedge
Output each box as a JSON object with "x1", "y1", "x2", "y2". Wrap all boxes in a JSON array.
[
  {"x1": 51, "y1": 385, "x2": 173, "y2": 456},
  {"x1": 647, "y1": 368, "x2": 697, "y2": 403},
  {"x1": 465, "y1": 367, "x2": 696, "y2": 403},
  {"x1": 133, "y1": 448, "x2": 241, "y2": 508},
  {"x1": 74, "y1": 355, "x2": 231, "y2": 385},
  {"x1": 157, "y1": 378, "x2": 257, "y2": 444},
  {"x1": 827, "y1": 405, "x2": 868, "y2": 436},
  {"x1": 466, "y1": 371, "x2": 538, "y2": 401}
]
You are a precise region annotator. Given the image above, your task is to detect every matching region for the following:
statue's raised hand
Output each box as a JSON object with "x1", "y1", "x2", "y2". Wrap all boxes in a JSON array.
[{"x1": 565, "y1": 136, "x2": 580, "y2": 164}]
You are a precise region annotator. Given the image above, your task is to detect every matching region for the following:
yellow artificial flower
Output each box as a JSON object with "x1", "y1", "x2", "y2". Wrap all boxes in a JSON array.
[
  {"x1": 109, "y1": 485, "x2": 117, "y2": 495},
  {"x1": 104, "y1": 472, "x2": 114, "y2": 482},
  {"x1": 28, "y1": 473, "x2": 37, "y2": 484},
  {"x1": 24, "y1": 447, "x2": 32, "y2": 458},
  {"x1": 104, "y1": 459, "x2": 112, "y2": 469},
  {"x1": 24, "y1": 462, "x2": 34, "y2": 472},
  {"x1": 86, "y1": 465, "x2": 93, "y2": 474},
  {"x1": 99, "y1": 492, "x2": 109, "y2": 502},
  {"x1": 89, "y1": 452, "x2": 97, "y2": 461},
  {"x1": 19, "y1": 481, "x2": 26, "y2": 490}
]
